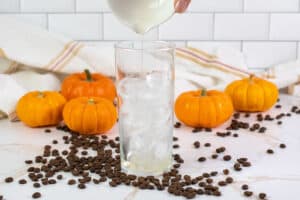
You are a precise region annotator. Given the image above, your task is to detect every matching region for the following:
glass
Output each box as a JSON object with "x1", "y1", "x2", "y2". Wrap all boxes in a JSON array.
[{"x1": 115, "y1": 41, "x2": 175, "y2": 175}]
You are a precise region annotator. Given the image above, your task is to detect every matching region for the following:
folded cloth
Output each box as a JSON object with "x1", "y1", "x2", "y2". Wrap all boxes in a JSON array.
[{"x1": 0, "y1": 16, "x2": 298, "y2": 121}]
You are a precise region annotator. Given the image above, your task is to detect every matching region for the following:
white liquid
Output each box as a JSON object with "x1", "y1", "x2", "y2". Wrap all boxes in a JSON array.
[{"x1": 108, "y1": 0, "x2": 174, "y2": 34}]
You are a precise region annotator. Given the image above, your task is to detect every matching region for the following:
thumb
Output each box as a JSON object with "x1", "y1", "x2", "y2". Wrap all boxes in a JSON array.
[{"x1": 175, "y1": 0, "x2": 191, "y2": 13}]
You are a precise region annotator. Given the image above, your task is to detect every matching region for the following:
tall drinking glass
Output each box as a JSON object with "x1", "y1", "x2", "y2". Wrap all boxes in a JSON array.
[{"x1": 115, "y1": 41, "x2": 175, "y2": 175}]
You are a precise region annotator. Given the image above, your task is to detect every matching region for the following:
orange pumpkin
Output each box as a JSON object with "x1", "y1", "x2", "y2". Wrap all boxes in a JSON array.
[
  {"x1": 175, "y1": 89, "x2": 234, "y2": 128},
  {"x1": 225, "y1": 75, "x2": 278, "y2": 112},
  {"x1": 16, "y1": 91, "x2": 66, "y2": 127},
  {"x1": 63, "y1": 97, "x2": 117, "y2": 134},
  {"x1": 61, "y1": 69, "x2": 116, "y2": 101}
]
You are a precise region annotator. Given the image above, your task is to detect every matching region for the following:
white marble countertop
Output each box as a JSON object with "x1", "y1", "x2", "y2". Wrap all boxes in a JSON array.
[{"x1": 1, "y1": 95, "x2": 300, "y2": 200}]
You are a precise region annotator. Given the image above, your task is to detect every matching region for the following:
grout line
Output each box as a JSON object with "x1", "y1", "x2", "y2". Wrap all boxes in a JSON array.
[
  {"x1": 268, "y1": 13, "x2": 271, "y2": 40},
  {"x1": 101, "y1": 13, "x2": 104, "y2": 40},
  {"x1": 17, "y1": 0, "x2": 21, "y2": 12},
  {"x1": 242, "y1": 0, "x2": 245, "y2": 12},
  {"x1": 212, "y1": 13, "x2": 215, "y2": 41},
  {"x1": 296, "y1": 41, "x2": 299, "y2": 59},
  {"x1": 46, "y1": 13, "x2": 49, "y2": 30}
]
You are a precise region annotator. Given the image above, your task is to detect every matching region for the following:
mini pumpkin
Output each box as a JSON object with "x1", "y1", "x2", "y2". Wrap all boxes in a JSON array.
[
  {"x1": 225, "y1": 75, "x2": 278, "y2": 112},
  {"x1": 175, "y1": 89, "x2": 234, "y2": 128},
  {"x1": 16, "y1": 91, "x2": 66, "y2": 127},
  {"x1": 63, "y1": 97, "x2": 117, "y2": 134},
  {"x1": 61, "y1": 69, "x2": 116, "y2": 101}
]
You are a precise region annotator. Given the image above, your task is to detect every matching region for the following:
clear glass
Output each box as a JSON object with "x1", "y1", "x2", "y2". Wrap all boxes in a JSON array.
[{"x1": 115, "y1": 41, "x2": 175, "y2": 176}]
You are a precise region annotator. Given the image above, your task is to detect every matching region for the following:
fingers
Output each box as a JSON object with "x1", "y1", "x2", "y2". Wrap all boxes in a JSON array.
[{"x1": 174, "y1": 0, "x2": 191, "y2": 13}]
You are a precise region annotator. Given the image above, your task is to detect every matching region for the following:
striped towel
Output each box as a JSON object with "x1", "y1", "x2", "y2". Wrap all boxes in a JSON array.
[{"x1": 2, "y1": 15, "x2": 293, "y2": 121}]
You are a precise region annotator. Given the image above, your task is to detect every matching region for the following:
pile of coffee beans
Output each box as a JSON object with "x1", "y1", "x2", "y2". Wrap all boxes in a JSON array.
[{"x1": 2, "y1": 102, "x2": 296, "y2": 199}]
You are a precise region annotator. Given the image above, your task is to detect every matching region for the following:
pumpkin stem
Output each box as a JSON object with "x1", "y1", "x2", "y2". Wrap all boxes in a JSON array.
[
  {"x1": 37, "y1": 91, "x2": 44, "y2": 98},
  {"x1": 201, "y1": 89, "x2": 207, "y2": 96},
  {"x1": 249, "y1": 74, "x2": 255, "y2": 84},
  {"x1": 88, "y1": 98, "x2": 95, "y2": 104},
  {"x1": 84, "y1": 69, "x2": 93, "y2": 82}
]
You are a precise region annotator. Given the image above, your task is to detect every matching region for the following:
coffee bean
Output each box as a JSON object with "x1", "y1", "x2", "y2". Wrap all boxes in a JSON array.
[
  {"x1": 33, "y1": 183, "x2": 41, "y2": 188},
  {"x1": 32, "y1": 192, "x2": 41, "y2": 199},
  {"x1": 173, "y1": 144, "x2": 180, "y2": 149},
  {"x1": 44, "y1": 129, "x2": 51, "y2": 133},
  {"x1": 267, "y1": 149, "x2": 274, "y2": 154},
  {"x1": 211, "y1": 154, "x2": 218, "y2": 159},
  {"x1": 244, "y1": 191, "x2": 253, "y2": 197},
  {"x1": 223, "y1": 169, "x2": 230, "y2": 175},
  {"x1": 193, "y1": 141, "x2": 200, "y2": 148},
  {"x1": 275, "y1": 105, "x2": 282, "y2": 109},
  {"x1": 279, "y1": 143, "x2": 286, "y2": 149},
  {"x1": 242, "y1": 162, "x2": 251, "y2": 167},
  {"x1": 192, "y1": 128, "x2": 202, "y2": 133},
  {"x1": 19, "y1": 179, "x2": 27, "y2": 184},
  {"x1": 0, "y1": 195, "x2": 3, "y2": 200},
  {"x1": 57, "y1": 175, "x2": 63, "y2": 180},
  {"x1": 52, "y1": 140, "x2": 58, "y2": 144},
  {"x1": 241, "y1": 184, "x2": 249, "y2": 190},
  {"x1": 78, "y1": 183, "x2": 86, "y2": 189},
  {"x1": 233, "y1": 113, "x2": 240, "y2": 119},
  {"x1": 206, "y1": 178, "x2": 213, "y2": 184},
  {"x1": 218, "y1": 181, "x2": 227, "y2": 186},
  {"x1": 259, "y1": 193, "x2": 267, "y2": 199},
  {"x1": 204, "y1": 143, "x2": 211, "y2": 147},
  {"x1": 174, "y1": 122, "x2": 181, "y2": 128},
  {"x1": 173, "y1": 164, "x2": 180, "y2": 169},
  {"x1": 223, "y1": 155, "x2": 232, "y2": 161},
  {"x1": 277, "y1": 121, "x2": 282, "y2": 125},
  {"x1": 225, "y1": 177, "x2": 234, "y2": 184},
  {"x1": 233, "y1": 133, "x2": 239, "y2": 138},
  {"x1": 25, "y1": 160, "x2": 33, "y2": 164},
  {"x1": 198, "y1": 157, "x2": 206, "y2": 162},
  {"x1": 68, "y1": 179, "x2": 76, "y2": 185},
  {"x1": 202, "y1": 173, "x2": 210, "y2": 178},
  {"x1": 5, "y1": 177, "x2": 13, "y2": 183},
  {"x1": 216, "y1": 147, "x2": 226, "y2": 154},
  {"x1": 245, "y1": 113, "x2": 250, "y2": 118},
  {"x1": 210, "y1": 171, "x2": 218, "y2": 176},
  {"x1": 234, "y1": 163, "x2": 242, "y2": 171},
  {"x1": 173, "y1": 137, "x2": 179, "y2": 142}
]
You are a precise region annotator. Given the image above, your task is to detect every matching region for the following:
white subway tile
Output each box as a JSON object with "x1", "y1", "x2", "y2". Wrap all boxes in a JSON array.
[
  {"x1": 214, "y1": 14, "x2": 269, "y2": 40},
  {"x1": 159, "y1": 14, "x2": 213, "y2": 40},
  {"x1": 271, "y1": 14, "x2": 300, "y2": 40},
  {"x1": 0, "y1": 0, "x2": 19, "y2": 12},
  {"x1": 21, "y1": 0, "x2": 74, "y2": 12},
  {"x1": 242, "y1": 42, "x2": 297, "y2": 69},
  {"x1": 48, "y1": 14, "x2": 102, "y2": 40},
  {"x1": 76, "y1": 0, "x2": 109, "y2": 12},
  {"x1": 188, "y1": 0, "x2": 243, "y2": 12},
  {"x1": 103, "y1": 13, "x2": 158, "y2": 40},
  {"x1": 0, "y1": 14, "x2": 47, "y2": 28},
  {"x1": 244, "y1": 0, "x2": 299, "y2": 12},
  {"x1": 187, "y1": 41, "x2": 241, "y2": 54}
]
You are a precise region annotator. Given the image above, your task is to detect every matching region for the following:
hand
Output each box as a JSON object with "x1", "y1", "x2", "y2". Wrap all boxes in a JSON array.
[{"x1": 174, "y1": 0, "x2": 191, "y2": 13}]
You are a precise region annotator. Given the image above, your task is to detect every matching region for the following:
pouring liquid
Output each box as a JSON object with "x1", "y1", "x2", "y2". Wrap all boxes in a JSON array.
[{"x1": 108, "y1": 0, "x2": 174, "y2": 34}]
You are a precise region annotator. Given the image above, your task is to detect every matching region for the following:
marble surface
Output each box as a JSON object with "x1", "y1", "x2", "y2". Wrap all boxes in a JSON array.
[{"x1": 1, "y1": 95, "x2": 300, "y2": 200}]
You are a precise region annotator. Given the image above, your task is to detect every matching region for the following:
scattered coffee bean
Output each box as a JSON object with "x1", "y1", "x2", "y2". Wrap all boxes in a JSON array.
[
  {"x1": 223, "y1": 155, "x2": 232, "y2": 161},
  {"x1": 244, "y1": 191, "x2": 253, "y2": 197},
  {"x1": 225, "y1": 177, "x2": 234, "y2": 184},
  {"x1": 277, "y1": 121, "x2": 282, "y2": 125},
  {"x1": 279, "y1": 143, "x2": 286, "y2": 149},
  {"x1": 57, "y1": 175, "x2": 63, "y2": 180},
  {"x1": 204, "y1": 143, "x2": 211, "y2": 147},
  {"x1": 5, "y1": 177, "x2": 13, "y2": 183},
  {"x1": 25, "y1": 160, "x2": 33, "y2": 164},
  {"x1": 174, "y1": 122, "x2": 181, "y2": 128},
  {"x1": 275, "y1": 105, "x2": 282, "y2": 109},
  {"x1": 198, "y1": 157, "x2": 206, "y2": 162},
  {"x1": 259, "y1": 193, "x2": 267, "y2": 199},
  {"x1": 193, "y1": 141, "x2": 200, "y2": 149},
  {"x1": 218, "y1": 181, "x2": 227, "y2": 186},
  {"x1": 33, "y1": 183, "x2": 41, "y2": 188},
  {"x1": 223, "y1": 169, "x2": 230, "y2": 175},
  {"x1": 0, "y1": 195, "x2": 2, "y2": 200},
  {"x1": 241, "y1": 184, "x2": 249, "y2": 190},
  {"x1": 173, "y1": 137, "x2": 178, "y2": 142},
  {"x1": 68, "y1": 179, "x2": 76, "y2": 185},
  {"x1": 173, "y1": 144, "x2": 180, "y2": 149},
  {"x1": 52, "y1": 140, "x2": 58, "y2": 144},
  {"x1": 233, "y1": 133, "x2": 239, "y2": 138},
  {"x1": 192, "y1": 128, "x2": 202, "y2": 133},
  {"x1": 267, "y1": 149, "x2": 274, "y2": 154},
  {"x1": 32, "y1": 192, "x2": 41, "y2": 199},
  {"x1": 78, "y1": 183, "x2": 86, "y2": 189},
  {"x1": 44, "y1": 129, "x2": 51, "y2": 133},
  {"x1": 216, "y1": 147, "x2": 226, "y2": 154},
  {"x1": 19, "y1": 179, "x2": 27, "y2": 184},
  {"x1": 211, "y1": 154, "x2": 218, "y2": 159},
  {"x1": 210, "y1": 171, "x2": 218, "y2": 176}
]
